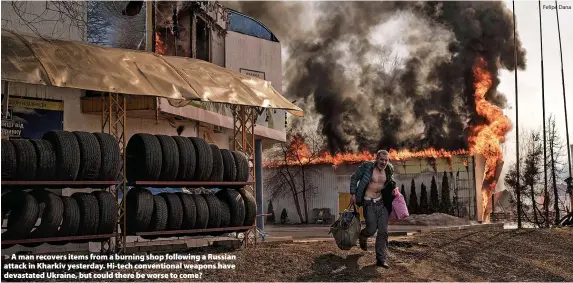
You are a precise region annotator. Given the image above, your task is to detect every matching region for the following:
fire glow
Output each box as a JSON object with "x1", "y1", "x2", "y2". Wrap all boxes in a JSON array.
[
  {"x1": 468, "y1": 57, "x2": 512, "y2": 222},
  {"x1": 155, "y1": 32, "x2": 167, "y2": 55}
]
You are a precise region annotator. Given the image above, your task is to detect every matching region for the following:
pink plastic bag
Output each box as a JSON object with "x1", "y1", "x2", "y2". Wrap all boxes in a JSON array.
[{"x1": 389, "y1": 187, "x2": 409, "y2": 220}]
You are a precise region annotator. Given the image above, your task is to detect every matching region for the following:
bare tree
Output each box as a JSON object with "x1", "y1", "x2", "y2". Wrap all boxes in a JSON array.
[
  {"x1": 505, "y1": 128, "x2": 550, "y2": 227},
  {"x1": 264, "y1": 126, "x2": 325, "y2": 224},
  {"x1": 2, "y1": 1, "x2": 87, "y2": 39},
  {"x1": 545, "y1": 114, "x2": 568, "y2": 224}
]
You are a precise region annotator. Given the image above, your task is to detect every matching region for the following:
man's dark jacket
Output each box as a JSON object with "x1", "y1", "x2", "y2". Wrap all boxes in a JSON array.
[{"x1": 349, "y1": 161, "x2": 396, "y2": 215}]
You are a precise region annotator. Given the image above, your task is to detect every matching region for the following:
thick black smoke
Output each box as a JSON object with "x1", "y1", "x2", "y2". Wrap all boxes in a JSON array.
[{"x1": 226, "y1": 1, "x2": 526, "y2": 154}]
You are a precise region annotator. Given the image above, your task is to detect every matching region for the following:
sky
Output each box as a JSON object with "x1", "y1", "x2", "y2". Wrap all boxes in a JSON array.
[{"x1": 497, "y1": 0, "x2": 573, "y2": 189}]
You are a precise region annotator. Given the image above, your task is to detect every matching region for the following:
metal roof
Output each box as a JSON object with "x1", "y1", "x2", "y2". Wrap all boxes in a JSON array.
[{"x1": 1, "y1": 29, "x2": 303, "y2": 116}]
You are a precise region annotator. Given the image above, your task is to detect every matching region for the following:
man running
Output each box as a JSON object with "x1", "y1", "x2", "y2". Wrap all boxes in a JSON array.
[{"x1": 349, "y1": 149, "x2": 396, "y2": 268}]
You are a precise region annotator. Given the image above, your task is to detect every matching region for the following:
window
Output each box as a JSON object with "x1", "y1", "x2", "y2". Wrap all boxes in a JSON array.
[{"x1": 194, "y1": 15, "x2": 210, "y2": 62}]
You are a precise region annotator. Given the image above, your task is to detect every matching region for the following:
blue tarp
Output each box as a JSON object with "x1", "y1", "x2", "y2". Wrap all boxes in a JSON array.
[{"x1": 227, "y1": 10, "x2": 279, "y2": 42}]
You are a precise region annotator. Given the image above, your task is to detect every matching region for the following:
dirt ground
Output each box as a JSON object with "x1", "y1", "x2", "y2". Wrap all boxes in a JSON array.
[{"x1": 192, "y1": 228, "x2": 573, "y2": 282}]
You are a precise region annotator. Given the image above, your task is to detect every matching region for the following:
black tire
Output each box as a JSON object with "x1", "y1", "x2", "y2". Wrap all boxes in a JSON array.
[
  {"x1": 92, "y1": 191, "x2": 118, "y2": 236},
  {"x1": 1, "y1": 191, "x2": 39, "y2": 242},
  {"x1": 209, "y1": 144, "x2": 224, "y2": 182},
  {"x1": 216, "y1": 189, "x2": 245, "y2": 227},
  {"x1": 43, "y1": 130, "x2": 81, "y2": 181},
  {"x1": 172, "y1": 136, "x2": 197, "y2": 181},
  {"x1": 72, "y1": 132, "x2": 102, "y2": 181},
  {"x1": 11, "y1": 139, "x2": 37, "y2": 181},
  {"x1": 71, "y1": 193, "x2": 99, "y2": 242},
  {"x1": 191, "y1": 194, "x2": 209, "y2": 230},
  {"x1": 51, "y1": 196, "x2": 81, "y2": 245},
  {"x1": 232, "y1": 151, "x2": 249, "y2": 182},
  {"x1": 93, "y1": 133, "x2": 121, "y2": 181},
  {"x1": 211, "y1": 200, "x2": 230, "y2": 236},
  {"x1": 30, "y1": 139, "x2": 57, "y2": 181},
  {"x1": 155, "y1": 135, "x2": 179, "y2": 181},
  {"x1": 177, "y1": 192, "x2": 196, "y2": 230},
  {"x1": 189, "y1": 137, "x2": 213, "y2": 181},
  {"x1": 160, "y1": 192, "x2": 183, "y2": 231},
  {"x1": 203, "y1": 194, "x2": 222, "y2": 228},
  {"x1": 220, "y1": 149, "x2": 237, "y2": 182},
  {"x1": 141, "y1": 195, "x2": 168, "y2": 240},
  {"x1": 126, "y1": 187, "x2": 154, "y2": 234},
  {"x1": 1, "y1": 139, "x2": 17, "y2": 180},
  {"x1": 126, "y1": 133, "x2": 162, "y2": 181},
  {"x1": 238, "y1": 187, "x2": 257, "y2": 227},
  {"x1": 21, "y1": 190, "x2": 64, "y2": 247}
]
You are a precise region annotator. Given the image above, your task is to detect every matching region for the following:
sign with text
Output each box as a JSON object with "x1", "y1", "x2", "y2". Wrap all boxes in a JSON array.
[
  {"x1": 1, "y1": 96, "x2": 63, "y2": 139},
  {"x1": 239, "y1": 68, "x2": 265, "y2": 80}
]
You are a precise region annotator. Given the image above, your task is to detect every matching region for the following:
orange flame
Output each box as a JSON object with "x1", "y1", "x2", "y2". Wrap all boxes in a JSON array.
[
  {"x1": 468, "y1": 57, "x2": 511, "y2": 189},
  {"x1": 468, "y1": 57, "x2": 511, "y2": 223},
  {"x1": 264, "y1": 135, "x2": 469, "y2": 168},
  {"x1": 155, "y1": 32, "x2": 167, "y2": 55}
]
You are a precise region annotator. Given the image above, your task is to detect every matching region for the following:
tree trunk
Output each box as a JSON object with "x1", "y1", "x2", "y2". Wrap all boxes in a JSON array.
[
  {"x1": 301, "y1": 166, "x2": 309, "y2": 224},
  {"x1": 550, "y1": 141, "x2": 560, "y2": 225},
  {"x1": 531, "y1": 184, "x2": 539, "y2": 227},
  {"x1": 283, "y1": 155, "x2": 304, "y2": 224},
  {"x1": 293, "y1": 192, "x2": 304, "y2": 224}
]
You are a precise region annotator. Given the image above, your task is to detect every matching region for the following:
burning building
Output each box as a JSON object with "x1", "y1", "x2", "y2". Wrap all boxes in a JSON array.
[
  {"x1": 263, "y1": 140, "x2": 504, "y2": 224},
  {"x1": 237, "y1": 1, "x2": 523, "y2": 225}
]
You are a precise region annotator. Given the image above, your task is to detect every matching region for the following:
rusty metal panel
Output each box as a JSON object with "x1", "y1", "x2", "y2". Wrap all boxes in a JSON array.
[{"x1": 1, "y1": 29, "x2": 303, "y2": 116}]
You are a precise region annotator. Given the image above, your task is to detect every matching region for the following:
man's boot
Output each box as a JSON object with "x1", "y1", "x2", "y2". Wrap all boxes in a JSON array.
[
  {"x1": 359, "y1": 235, "x2": 368, "y2": 251},
  {"x1": 376, "y1": 259, "x2": 389, "y2": 269}
]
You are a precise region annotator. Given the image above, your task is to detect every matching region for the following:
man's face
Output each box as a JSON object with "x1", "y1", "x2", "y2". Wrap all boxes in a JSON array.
[{"x1": 376, "y1": 154, "x2": 389, "y2": 169}]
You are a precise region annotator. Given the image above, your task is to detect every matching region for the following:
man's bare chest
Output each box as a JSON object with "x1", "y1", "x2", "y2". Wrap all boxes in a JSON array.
[{"x1": 371, "y1": 169, "x2": 387, "y2": 184}]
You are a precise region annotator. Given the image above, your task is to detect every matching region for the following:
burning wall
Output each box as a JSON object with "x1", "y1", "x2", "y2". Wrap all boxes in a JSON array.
[{"x1": 262, "y1": 156, "x2": 479, "y2": 224}]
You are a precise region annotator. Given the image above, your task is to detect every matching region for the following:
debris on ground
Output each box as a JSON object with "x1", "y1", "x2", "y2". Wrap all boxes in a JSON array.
[
  {"x1": 391, "y1": 213, "x2": 475, "y2": 226},
  {"x1": 192, "y1": 228, "x2": 573, "y2": 282}
]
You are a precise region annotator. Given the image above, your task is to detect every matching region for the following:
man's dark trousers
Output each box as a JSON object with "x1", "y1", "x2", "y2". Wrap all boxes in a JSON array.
[{"x1": 360, "y1": 199, "x2": 389, "y2": 263}]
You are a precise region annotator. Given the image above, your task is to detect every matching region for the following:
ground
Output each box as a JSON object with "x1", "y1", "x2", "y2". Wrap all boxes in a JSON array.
[{"x1": 193, "y1": 228, "x2": 573, "y2": 282}]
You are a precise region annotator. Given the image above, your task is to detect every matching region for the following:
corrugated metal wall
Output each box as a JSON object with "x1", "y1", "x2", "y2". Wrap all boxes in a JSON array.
[{"x1": 262, "y1": 156, "x2": 478, "y2": 224}]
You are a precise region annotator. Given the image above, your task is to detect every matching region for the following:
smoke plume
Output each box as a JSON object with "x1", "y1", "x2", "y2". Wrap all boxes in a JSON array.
[{"x1": 225, "y1": 1, "x2": 526, "y2": 154}]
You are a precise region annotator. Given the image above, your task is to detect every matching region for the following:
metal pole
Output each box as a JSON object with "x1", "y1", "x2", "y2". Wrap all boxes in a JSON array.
[
  {"x1": 145, "y1": 1, "x2": 153, "y2": 52},
  {"x1": 513, "y1": 0, "x2": 522, "y2": 229},
  {"x1": 255, "y1": 139, "x2": 264, "y2": 232},
  {"x1": 538, "y1": 0, "x2": 549, "y2": 227},
  {"x1": 555, "y1": 1, "x2": 572, "y2": 208}
]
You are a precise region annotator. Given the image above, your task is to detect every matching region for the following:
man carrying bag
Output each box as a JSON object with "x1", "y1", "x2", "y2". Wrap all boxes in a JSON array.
[
  {"x1": 348, "y1": 150, "x2": 395, "y2": 268},
  {"x1": 329, "y1": 203, "x2": 361, "y2": 250}
]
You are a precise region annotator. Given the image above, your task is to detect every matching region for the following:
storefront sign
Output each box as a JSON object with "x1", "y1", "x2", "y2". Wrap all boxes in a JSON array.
[
  {"x1": 239, "y1": 68, "x2": 265, "y2": 80},
  {"x1": 1, "y1": 96, "x2": 64, "y2": 139}
]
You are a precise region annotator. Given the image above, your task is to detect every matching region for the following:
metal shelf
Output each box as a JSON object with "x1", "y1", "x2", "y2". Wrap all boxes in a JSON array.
[
  {"x1": 1, "y1": 234, "x2": 117, "y2": 246},
  {"x1": 134, "y1": 226, "x2": 255, "y2": 236},
  {"x1": 129, "y1": 181, "x2": 253, "y2": 188},
  {"x1": 1, "y1": 180, "x2": 119, "y2": 188}
]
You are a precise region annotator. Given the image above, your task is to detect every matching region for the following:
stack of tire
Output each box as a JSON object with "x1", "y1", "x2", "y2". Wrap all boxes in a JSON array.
[
  {"x1": 126, "y1": 134, "x2": 249, "y2": 182},
  {"x1": 1, "y1": 190, "x2": 117, "y2": 249},
  {"x1": 126, "y1": 187, "x2": 256, "y2": 237},
  {"x1": 1, "y1": 130, "x2": 121, "y2": 181}
]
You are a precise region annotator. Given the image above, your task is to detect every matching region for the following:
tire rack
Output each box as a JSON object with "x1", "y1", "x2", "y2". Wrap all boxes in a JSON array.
[
  {"x1": 101, "y1": 93, "x2": 263, "y2": 253},
  {"x1": 0, "y1": 181, "x2": 119, "y2": 247},
  {"x1": 1, "y1": 92, "x2": 263, "y2": 253}
]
